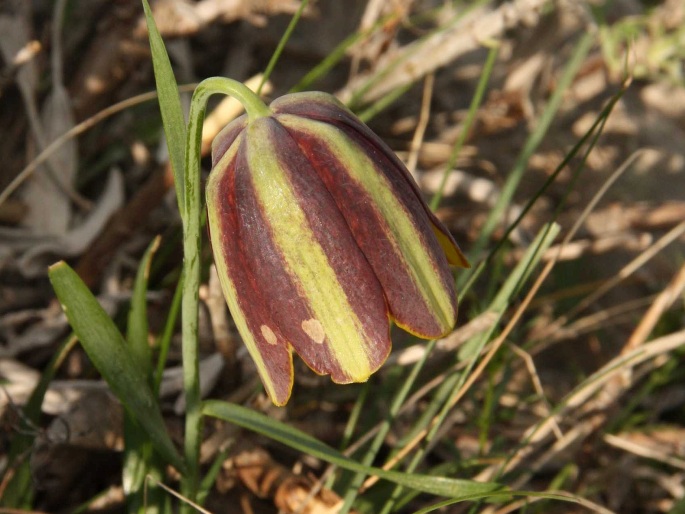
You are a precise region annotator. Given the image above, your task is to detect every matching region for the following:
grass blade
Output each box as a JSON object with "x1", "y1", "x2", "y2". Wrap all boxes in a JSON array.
[
  {"x1": 203, "y1": 401, "x2": 502, "y2": 500},
  {"x1": 429, "y1": 43, "x2": 498, "y2": 211},
  {"x1": 258, "y1": 0, "x2": 309, "y2": 95},
  {"x1": 375, "y1": 223, "x2": 561, "y2": 514},
  {"x1": 474, "y1": 32, "x2": 594, "y2": 255},
  {"x1": 124, "y1": 235, "x2": 163, "y2": 512},
  {"x1": 141, "y1": 0, "x2": 187, "y2": 211},
  {"x1": 128, "y1": 235, "x2": 160, "y2": 377},
  {"x1": 48, "y1": 261, "x2": 185, "y2": 472},
  {"x1": 0, "y1": 335, "x2": 77, "y2": 508}
]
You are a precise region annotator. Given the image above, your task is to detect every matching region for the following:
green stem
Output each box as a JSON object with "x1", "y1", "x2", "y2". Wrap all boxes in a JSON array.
[
  {"x1": 258, "y1": 0, "x2": 309, "y2": 95},
  {"x1": 180, "y1": 77, "x2": 270, "y2": 507},
  {"x1": 429, "y1": 43, "x2": 498, "y2": 211}
]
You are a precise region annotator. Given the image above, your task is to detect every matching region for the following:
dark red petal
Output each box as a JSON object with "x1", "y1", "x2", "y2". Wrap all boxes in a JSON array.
[
  {"x1": 241, "y1": 118, "x2": 391, "y2": 382},
  {"x1": 272, "y1": 92, "x2": 468, "y2": 268},
  {"x1": 206, "y1": 135, "x2": 294, "y2": 405},
  {"x1": 211, "y1": 114, "x2": 248, "y2": 167}
]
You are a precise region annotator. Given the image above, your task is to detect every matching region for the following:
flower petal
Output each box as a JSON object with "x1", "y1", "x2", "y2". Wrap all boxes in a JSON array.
[
  {"x1": 207, "y1": 133, "x2": 294, "y2": 405},
  {"x1": 211, "y1": 114, "x2": 248, "y2": 168},
  {"x1": 272, "y1": 92, "x2": 469, "y2": 269},
  {"x1": 210, "y1": 117, "x2": 392, "y2": 404},
  {"x1": 278, "y1": 113, "x2": 458, "y2": 338}
]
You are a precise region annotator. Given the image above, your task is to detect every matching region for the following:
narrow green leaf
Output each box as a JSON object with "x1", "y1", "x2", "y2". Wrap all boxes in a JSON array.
[
  {"x1": 154, "y1": 271, "x2": 183, "y2": 395},
  {"x1": 203, "y1": 401, "x2": 502, "y2": 499},
  {"x1": 125, "y1": 235, "x2": 163, "y2": 513},
  {"x1": 0, "y1": 335, "x2": 77, "y2": 508},
  {"x1": 258, "y1": 0, "x2": 309, "y2": 95},
  {"x1": 376, "y1": 223, "x2": 561, "y2": 514},
  {"x1": 128, "y1": 235, "x2": 160, "y2": 377},
  {"x1": 413, "y1": 491, "x2": 577, "y2": 514},
  {"x1": 48, "y1": 261, "x2": 185, "y2": 472},
  {"x1": 141, "y1": 0, "x2": 187, "y2": 211},
  {"x1": 123, "y1": 417, "x2": 165, "y2": 514},
  {"x1": 476, "y1": 32, "x2": 594, "y2": 252},
  {"x1": 429, "y1": 43, "x2": 498, "y2": 211},
  {"x1": 290, "y1": 28, "x2": 366, "y2": 93}
]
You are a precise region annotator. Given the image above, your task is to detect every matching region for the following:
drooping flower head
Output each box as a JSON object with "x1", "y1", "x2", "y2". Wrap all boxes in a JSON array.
[{"x1": 207, "y1": 91, "x2": 469, "y2": 406}]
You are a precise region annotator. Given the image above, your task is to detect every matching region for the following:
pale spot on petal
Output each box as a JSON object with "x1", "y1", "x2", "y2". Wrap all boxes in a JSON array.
[
  {"x1": 261, "y1": 325, "x2": 278, "y2": 345},
  {"x1": 302, "y1": 318, "x2": 325, "y2": 344}
]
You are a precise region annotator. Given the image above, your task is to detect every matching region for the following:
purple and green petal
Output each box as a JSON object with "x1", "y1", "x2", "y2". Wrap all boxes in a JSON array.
[
  {"x1": 271, "y1": 92, "x2": 470, "y2": 269},
  {"x1": 208, "y1": 116, "x2": 393, "y2": 405},
  {"x1": 207, "y1": 135, "x2": 294, "y2": 405},
  {"x1": 209, "y1": 90, "x2": 469, "y2": 405},
  {"x1": 277, "y1": 114, "x2": 458, "y2": 338}
]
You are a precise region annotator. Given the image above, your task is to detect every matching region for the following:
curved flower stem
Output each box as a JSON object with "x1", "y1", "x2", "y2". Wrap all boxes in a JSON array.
[{"x1": 181, "y1": 77, "x2": 270, "y2": 505}]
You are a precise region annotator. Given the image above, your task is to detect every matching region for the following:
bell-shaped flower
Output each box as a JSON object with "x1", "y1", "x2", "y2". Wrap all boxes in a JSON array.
[{"x1": 206, "y1": 91, "x2": 469, "y2": 406}]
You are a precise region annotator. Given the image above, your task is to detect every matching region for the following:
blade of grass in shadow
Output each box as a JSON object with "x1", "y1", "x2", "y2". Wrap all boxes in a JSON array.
[
  {"x1": 291, "y1": 29, "x2": 367, "y2": 93},
  {"x1": 257, "y1": 0, "x2": 309, "y2": 95},
  {"x1": 202, "y1": 401, "x2": 503, "y2": 499},
  {"x1": 458, "y1": 78, "x2": 628, "y2": 298},
  {"x1": 141, "y1": 0, "x2": 187, "y2": 211},
  {"x1": 154, "y1": 271, "x2": 183, "y2": 394},
  {"x1": 337, "y1": 338, "x2": 440, "y2": 514},
  {"x1": 468, "y1": 33, "x2": 594, "y2": 262},
  {"x1": 198, "y1": 446, "x2": 231, "y2": 505},
  {"x1": 357, "y1": 82, "x2": 414, "y2": 123},
  {"x1": 376, "y1": 224, "x2": 560, "y2": 514},
  {"x1": 413, "y1": 490, "x2": 588, "y2": 514},
  {"x1": 0, "y1": 334, "x2": 77, "y2": 508},
  {"x1": 48, "y1": 261, "x2": 185, "y2": 472},
  {"x1": 429, "y1": 43, "x2": 498, "y2": 211},
  {"x1": 325, "y1": 381, "x2": 370, "y2": 490},
  {"x1": 128, "y1": 235, "x2": 160, "y2": 377},
  {"x1": 124, "y1": 236, "x2": 163, "y2": 513},
  {"x1": 291, "y1": 5, "x2": 447, "y2": 95},
  {"x1": 124, "y1": 421, "x2": 163, "y2": 514}
]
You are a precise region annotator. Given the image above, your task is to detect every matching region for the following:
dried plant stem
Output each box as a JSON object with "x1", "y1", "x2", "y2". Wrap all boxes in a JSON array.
[
  {"x1": 405, "y1": 73, "x2": 435, "y2": 174},
  {"x1": 557, "y1": 218, "x2": 685, "y2": 332},
  {"x1": 622, "y1": 262, "x2": 685, "y2": 355}
]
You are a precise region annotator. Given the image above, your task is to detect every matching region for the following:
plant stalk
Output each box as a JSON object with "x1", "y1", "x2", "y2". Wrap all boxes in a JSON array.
[{"x1": 180, "y1": 77, "x2": 269, "y2": 507}]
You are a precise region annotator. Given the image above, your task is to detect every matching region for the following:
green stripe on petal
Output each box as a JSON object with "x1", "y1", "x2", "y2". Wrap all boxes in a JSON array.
[
  {"x1": 279, "y1": 115, "x2": 456, "y2": 335},
  {"x1": 245, "y1": 119, "x2": 380, "y2": 382},
  {"x1": 207, "y1": 135, "x2": 294, "y2": 405}
]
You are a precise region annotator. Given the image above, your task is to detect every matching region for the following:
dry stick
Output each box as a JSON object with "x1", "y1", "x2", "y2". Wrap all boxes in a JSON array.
[
  {"x1": 340, "y1": 0, "x2": 549, "y2": 104},
  {"x1": 476, "y1": 327, "x2": 685, "y2": 494},
  {"x1": 0, "y1": 89, "x2": 186, "y2": 207},
  {"x1": 577, "y1": 261, "x2": 685, "y2": 422},
  {"x1": 406, "y1": 72, "x2": 435, "y2": 174},
  {"x1": 557, "y1": 330, "x2": 685, "y2": 446},
  {"x1": 622, "y1": 262, "x2": 685, "y2": 355},
  {"x1": 144, "y1": 474, "x2": 212, "y2": 514},
  {"x1": 539, "y1": 218, "x2": 685, "y2": 340},
  {"x1": 603, "y1": 433, "x2": 685, "y2": 471},
  {"x1": 347, "y1": 0, "x2": 391, "y2": 82},
  {"x1": 543, "y1": 294, "x2": 657, "y2": 347},
  {"x1": 506, "y1": 343, "x2": 563, "y2": 440},
  {"x1": 360, "y1": 151, "x2": 645, "y2": 492}
]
